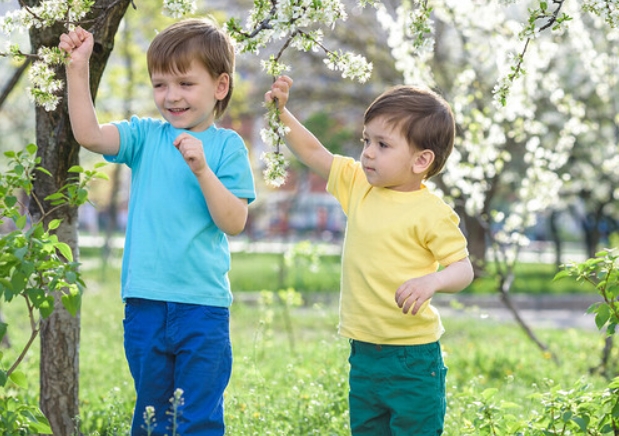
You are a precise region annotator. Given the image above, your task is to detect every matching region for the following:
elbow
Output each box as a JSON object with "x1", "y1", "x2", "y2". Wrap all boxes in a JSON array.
[
  {"x1": 462, "y1": 258, "x2": 475, "y2": 289},
  {"x1": 223, "y1": 212, "x2": 248, "y2": 236}
]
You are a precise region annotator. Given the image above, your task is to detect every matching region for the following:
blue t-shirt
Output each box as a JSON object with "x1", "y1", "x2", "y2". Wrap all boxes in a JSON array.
[{"x1": 105, "y1": 116, "x2": 256, "y2": 307}]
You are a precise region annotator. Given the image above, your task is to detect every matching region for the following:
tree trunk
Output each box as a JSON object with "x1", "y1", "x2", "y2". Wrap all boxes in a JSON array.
[
  {"x1": 26, "y1": 1, "x2": 131, "y2": 433},
  {"x1": 29, "y1": 61, "x2": 82, "y2": 436},
  {"x1": 462, "y1": 213, "x2": 487, "y2": 277},
  {"x1": 549, "y1": 210, "x2": 562, "y2": 271}
]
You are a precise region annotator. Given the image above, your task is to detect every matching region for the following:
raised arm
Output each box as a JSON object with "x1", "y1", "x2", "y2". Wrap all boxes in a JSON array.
[
  {"x1": 58, "y1": 27, "x2": 120, "y2": 156},
  {"x1": 265, "y1": 76, "x2": 334, "y2": 181}
]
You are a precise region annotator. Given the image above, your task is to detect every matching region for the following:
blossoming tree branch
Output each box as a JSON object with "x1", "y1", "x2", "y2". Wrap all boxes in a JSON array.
[{"x1": 3, "y1": 0, "x2": 617, "y2": 188}]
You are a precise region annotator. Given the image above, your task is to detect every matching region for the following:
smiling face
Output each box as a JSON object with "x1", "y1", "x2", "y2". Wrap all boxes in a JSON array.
[
  {"x1": 151, "y1": 61, "x2": 229, "y2": 132},
  {"x1": 361, "y1": 116, "x2": 431, "y2": 192}
]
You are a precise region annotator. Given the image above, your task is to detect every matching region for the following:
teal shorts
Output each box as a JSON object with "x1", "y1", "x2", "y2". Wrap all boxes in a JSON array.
[{"x1": 348, "y1": 340, "x2": 447, "y2": 436}]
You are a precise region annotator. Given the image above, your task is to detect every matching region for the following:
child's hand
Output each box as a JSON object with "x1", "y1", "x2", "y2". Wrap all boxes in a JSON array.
[
  {"x1": 395, "y1": 274, "x2": 440, "y2": 315},
  {"x1": 265, "y1": 75, "x2": 293, "y2": 110},
  {"x1": 174, "y1": 133, "x2": 208, "y2": 175},
  {"x1": 58, "y1": 27, "x2": 94, "y2": 65}
]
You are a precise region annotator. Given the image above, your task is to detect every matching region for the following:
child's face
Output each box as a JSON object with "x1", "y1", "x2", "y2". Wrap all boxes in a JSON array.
[
  {"x1": 360, "y1": 116, "x2": 423, "y2": 192},
  {"x1": 151, "y1": 60, "x2": 228, "y2": 132}
]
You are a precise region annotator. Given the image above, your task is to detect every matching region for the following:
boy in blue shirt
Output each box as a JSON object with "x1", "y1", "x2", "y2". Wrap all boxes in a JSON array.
[{"x1": 59, "y1": 18, "x2": 255, "y2": 435}]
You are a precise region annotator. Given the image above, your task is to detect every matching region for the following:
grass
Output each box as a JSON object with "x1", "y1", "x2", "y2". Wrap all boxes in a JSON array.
[
  {"x1": 228, "y1": 250, "x2": 590, "y2": 295},
  {"x1": 0, "y1": 249, "x2": 615, "y2": 435},
  {"x1": 82, "y1": 244, "x2": 590, "y2": 295}
]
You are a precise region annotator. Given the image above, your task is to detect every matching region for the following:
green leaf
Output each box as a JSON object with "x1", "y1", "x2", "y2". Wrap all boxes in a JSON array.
[
  {"x1": 571, "y1": 416, "x2": 588, "y2": 431},
  {"x1": 0, "y1": 370, "x2": 7, "y2": 387},
  {"x1": 54, "y1": 242, "x2": 73, "y2": 262},
  {"x1": 0, "y1": 322, "x2": 7, "y2": 344},
  {"x1": 13, "y1": 246, "x2": 28, "y2": 260},
  {"x1": 595, "y1": 304, "x2": 611, "y2": 330},
  {"x1": 67, "y1": 165, "x2": 84, "y2": 173},
  {"x1": 44, "y1": 192, "x2": 65, "y2": 201},
  {"x1": 48, "y1": 219, "x2": 62, "y2": 230},
  {"x1": 39, "y1": 296, "x2": 55, "y2": 319},
  {"x1": 26, "y1": 143, "x2": 37, "y2": 155},
  {"x1": 61, "y1": 289, "x2": 81, "y2": 317},
  {"x1": 15, "y1": 214, "x2": 27, "y2": 230},
  {"x1": 28, "y1": 419, "x2": 53, "y2": 435},
  {"x1": 481, "y1": 388, "x2": 498, "y2": 400},
  {"x1": 552, "y1": 270, "x2": 571, "y2": 282},
  {"x1": 4, "y1": 195, "x2": 17, "y2": 208},
  {"x1": 10, "y1": 271, "x2": 27, "y2": 293},
  {"x1": 8, "y1": 370, "x2": 28, "y2": 388},
  {"x1": 94, "y1": 171, "x2": 110, "y2": 181},
  {"x1": 36, "y1": 166, "x2": 52, "y2": 177}
]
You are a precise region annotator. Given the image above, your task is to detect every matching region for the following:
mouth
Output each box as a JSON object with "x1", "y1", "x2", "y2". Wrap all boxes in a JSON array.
[{"x1": 167, "y1": 107, "x2": 189, "y2": 115}]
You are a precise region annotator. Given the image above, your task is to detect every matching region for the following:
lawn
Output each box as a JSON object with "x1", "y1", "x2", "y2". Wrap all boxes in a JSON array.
[
  {"x1": 228, "y1": 249, "x2": 591, "y2": 295},
  {"x1": 0, "y1": 247, "x2": 615, "y2": 435}
]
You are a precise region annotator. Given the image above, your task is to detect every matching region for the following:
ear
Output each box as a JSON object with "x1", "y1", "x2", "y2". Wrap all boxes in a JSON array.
[
  {"x1": 411, "y1": 149, "x2": 435, "y2": 175},
  {"x1": 214, "y1": 73, "x2": 230, "y2": 100}
]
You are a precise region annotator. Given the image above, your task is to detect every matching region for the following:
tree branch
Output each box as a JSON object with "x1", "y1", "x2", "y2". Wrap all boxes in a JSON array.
[{"x1": 0, "y1": 59, "x2": 32, "y2": 112}]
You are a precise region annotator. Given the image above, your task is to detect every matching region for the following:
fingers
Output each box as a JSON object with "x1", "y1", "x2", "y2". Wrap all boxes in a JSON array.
[
  {"x1": 174, "y1": 133, "x2": 200, "y2": 153},
  {"x1": 395, "y1": 286, "x2": 427, "y2": 316},
  {"x1": 265, "y1": 75, "x2": 294, "y2": 107},
  {"x1": 174, "y1": 134, "x2": 206, "y2": 171},
  {"x1": 58, "y1": 27, "x2": 92, "y2": 54}
]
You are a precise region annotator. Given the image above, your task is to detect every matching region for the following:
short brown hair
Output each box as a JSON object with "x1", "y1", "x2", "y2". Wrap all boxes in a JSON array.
[
  {"x1": 147, "y1": 18, "x2": 235, "y2": 119},
  {"x1": 364, "y1": 86, "x2": 455, "y2": 179}
]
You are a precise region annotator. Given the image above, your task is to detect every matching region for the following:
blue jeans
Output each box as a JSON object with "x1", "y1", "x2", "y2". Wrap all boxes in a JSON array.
[{"x1": 123, "y1": 298, "x2": 232, "y2": 436}]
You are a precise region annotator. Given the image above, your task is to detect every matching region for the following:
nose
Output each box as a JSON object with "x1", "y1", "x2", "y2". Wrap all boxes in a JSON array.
[
  {"x1": 165, "y1": 85, "x2": 180, "y2": 102},
  {"x1": 362, "y1": 143, "x2": 374, "y2": 159}
]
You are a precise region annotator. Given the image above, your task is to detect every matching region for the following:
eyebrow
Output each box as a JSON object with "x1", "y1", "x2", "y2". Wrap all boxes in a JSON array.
[{"x1": 363, "y1": 130, "x2": 396, "y2": 143}]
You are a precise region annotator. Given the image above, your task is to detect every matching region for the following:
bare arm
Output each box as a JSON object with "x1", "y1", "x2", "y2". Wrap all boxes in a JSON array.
[
  {"x1": 265, "y1": 76, "x2": 334, "y2": 180},
  {"x1": 174, "y1": 133, "x2": 248, "y2": 235},
  {"x1": 58, "y1": 27, "x2": 120, "y2": 155},
  {"x1": 395, "y1": 257, "x2": 475, "y2": 315}
]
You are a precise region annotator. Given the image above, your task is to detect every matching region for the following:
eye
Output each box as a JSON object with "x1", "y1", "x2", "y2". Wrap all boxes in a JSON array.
[
  {"x1": 180, "y1": 82, "x2": 194, "y2": 87},
  {"x1": 361, "y1": 137, "x2": 370, "y2": 147},
  {"x1": 379, "y1": 141, "x2": 389, "y2": 148}
]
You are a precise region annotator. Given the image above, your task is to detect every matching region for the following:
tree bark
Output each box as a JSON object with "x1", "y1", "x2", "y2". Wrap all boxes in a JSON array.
[
  {"x1": 549, "y1": 210, "x2": 562, "y2": 271},
  {"x1": 26, "y1": 1, "x2": 131, "y2": 433}
]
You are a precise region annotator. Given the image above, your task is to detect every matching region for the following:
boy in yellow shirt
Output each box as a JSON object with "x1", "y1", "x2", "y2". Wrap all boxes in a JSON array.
[{"x1": 266, "y1": 76, "x2": 474, "y2": 435}]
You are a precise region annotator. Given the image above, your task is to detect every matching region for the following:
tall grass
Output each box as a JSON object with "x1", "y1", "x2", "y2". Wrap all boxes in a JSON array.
[{"x1": 0, "y1": 253, "x2": 613, "y2": 434}]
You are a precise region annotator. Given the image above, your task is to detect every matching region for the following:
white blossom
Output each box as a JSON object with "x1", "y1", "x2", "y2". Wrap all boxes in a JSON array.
[{"x1": 163, "y1": 0, "x2": 196, "y2": 19}]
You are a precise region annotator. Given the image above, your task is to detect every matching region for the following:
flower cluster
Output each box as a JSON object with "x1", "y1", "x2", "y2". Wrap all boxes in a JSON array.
[
  {"x1": 163, "y1": 0, "x2": 197, "y2": 19},
  {"x1": 226, "y1": 0, "x2": 372, "y2": 187},
  {"x1": 324, "y1": 50, "x2": 373, "y2": 83},
  {"x1": 583, "y1": 0, "x2": 619, "y2": 27},
  {"x1": 27, "y1": 46, "x2": 67, "y2": 111},
  {"x1": 260, "y1": 100, "x2": 290, "y2": 188},
  {"x1": 1, "y1": 0, "x2": 93, "y2": 110},
  {"x1": 376, "y1": 2, "x2": 435, "y2": 86},
  {"x1": 260, "y1": 151, "x2": 288, "y2": 188}
]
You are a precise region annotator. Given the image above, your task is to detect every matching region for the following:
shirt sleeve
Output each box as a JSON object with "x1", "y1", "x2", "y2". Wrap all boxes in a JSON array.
[
  {"x1": 327, "y1": 155, "x2": 361, "y2": 216},
  {"x1": 425, "y1": 204, "x2": 469, "y2": 266},
  {"x1": 215, "y1": 132, "x2": 256, "y2": 204}
]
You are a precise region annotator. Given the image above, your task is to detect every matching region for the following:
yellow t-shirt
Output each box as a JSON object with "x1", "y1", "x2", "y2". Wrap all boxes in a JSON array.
[{"x1": 327, "y1": 156, "x2": 469, "y2": 345}]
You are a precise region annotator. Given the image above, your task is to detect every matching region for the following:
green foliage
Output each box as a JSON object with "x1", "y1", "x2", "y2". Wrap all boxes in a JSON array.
[
  {"x1": 555, "y1": 249, "x2": 619, "y2": 334},
  {"x1": 0, "y1": 145, "x2": 106, "y2": 435},
  {"x1": 0, "y1": 394, "x2": 52, "y2": 435},
  {"x1": 302, "y1": 112, "x2": 355, "y2": 157}
]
